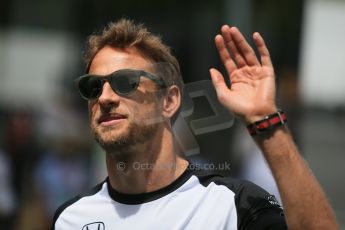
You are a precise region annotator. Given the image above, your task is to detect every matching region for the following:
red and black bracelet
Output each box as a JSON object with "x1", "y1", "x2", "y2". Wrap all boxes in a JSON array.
[{"x1": 247, "y1": 109, "x2": 287, "y2": 136}]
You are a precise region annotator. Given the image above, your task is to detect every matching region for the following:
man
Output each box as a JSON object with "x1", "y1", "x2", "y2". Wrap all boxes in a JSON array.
[{"x1": 52, "y1": 19, "x2": 338, "y2": 229}]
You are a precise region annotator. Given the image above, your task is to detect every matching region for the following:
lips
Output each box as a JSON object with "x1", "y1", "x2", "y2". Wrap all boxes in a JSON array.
[{"x1": 97, "y1": 113, "x2": 127, "y2": 126}]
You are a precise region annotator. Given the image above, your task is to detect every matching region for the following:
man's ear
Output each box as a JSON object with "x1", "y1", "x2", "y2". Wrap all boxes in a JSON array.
[{"x1": 162, "y1": 85, "x2": 181, "y2": 119}]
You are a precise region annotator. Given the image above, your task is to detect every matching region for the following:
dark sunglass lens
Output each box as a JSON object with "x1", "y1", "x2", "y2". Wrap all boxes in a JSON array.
[
  {"x1": 111, "y1": 72, "x2": 139, "y2": 95},
  {"x1": 79, "y1": 77, "x2": 102, "y2": 99}
]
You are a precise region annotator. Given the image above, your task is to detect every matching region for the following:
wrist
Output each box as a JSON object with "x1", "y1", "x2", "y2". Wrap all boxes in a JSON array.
[
  {"x1": 243, "y1": 106, "x2": 278, "y2": 124},
  {"x1": 246, "y1": 109, "x2": 287, "y2": 136}
]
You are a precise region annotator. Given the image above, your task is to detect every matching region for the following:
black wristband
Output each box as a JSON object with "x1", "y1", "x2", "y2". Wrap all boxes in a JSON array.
[{"x1": 247, "y1": 110, "x2": 287, "y2": 136}]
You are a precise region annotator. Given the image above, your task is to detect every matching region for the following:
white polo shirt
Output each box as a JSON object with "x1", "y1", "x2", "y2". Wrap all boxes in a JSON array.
[{"x1": 52, "y1": 166, "x2": 286, "y2": 230}]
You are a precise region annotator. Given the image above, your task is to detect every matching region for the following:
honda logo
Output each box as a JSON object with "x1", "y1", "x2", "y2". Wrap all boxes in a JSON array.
[{"x1": 82, "y1": 222, "x2": 105, "y2": 230}]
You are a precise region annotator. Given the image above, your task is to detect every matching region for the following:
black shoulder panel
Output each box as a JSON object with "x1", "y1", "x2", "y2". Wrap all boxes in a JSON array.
[
  {"x1": 51, "y1": 179, "x2": 105, "y2": 230},
  {"x1": 192, "y1": 169, "x2": 287, "y2": 230}
]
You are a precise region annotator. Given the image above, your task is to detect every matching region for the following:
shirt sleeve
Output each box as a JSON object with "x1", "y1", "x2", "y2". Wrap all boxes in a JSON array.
[{"x1": 231, "y1": 180, "x2": 287, "y2": 230}]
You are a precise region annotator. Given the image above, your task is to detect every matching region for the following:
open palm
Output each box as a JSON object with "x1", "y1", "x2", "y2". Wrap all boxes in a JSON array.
[{"x1": 210, "y1": 26, "x2": 277, "y2": 123}]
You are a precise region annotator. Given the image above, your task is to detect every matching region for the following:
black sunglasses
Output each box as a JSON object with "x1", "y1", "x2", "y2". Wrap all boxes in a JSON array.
[{"x1": 75, "y1": 69, "x2": 166, "y2": 100}]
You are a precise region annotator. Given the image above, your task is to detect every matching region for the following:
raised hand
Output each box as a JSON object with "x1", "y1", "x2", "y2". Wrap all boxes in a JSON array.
[{"x1": 210, "y1": 25, "x2": 277, "y2": 123}]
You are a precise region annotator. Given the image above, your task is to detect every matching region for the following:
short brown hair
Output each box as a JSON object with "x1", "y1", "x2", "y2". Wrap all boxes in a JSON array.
[{"x1": 83, "y1": 19, "x2": 184, "y2": 95}]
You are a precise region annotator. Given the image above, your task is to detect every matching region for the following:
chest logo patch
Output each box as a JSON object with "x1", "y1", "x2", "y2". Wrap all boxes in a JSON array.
[{"x1": 82, "y1": 222, "x2": 105, "y2": 230}]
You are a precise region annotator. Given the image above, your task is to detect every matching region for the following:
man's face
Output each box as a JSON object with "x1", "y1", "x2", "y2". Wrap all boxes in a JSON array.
[{"x1": 88, "y1": 46, "x2": 164, "y2": 154}]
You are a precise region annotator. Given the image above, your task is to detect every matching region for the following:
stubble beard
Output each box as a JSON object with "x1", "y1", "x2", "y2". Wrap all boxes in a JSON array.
[{"x1": 91, "y1": 118, "x2": 160, "y2": 157}]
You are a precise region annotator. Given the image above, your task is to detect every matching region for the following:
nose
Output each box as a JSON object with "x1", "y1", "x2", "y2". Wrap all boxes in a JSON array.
[{"x1": 98, "y1": 81, "x2": 121, "y2": 106}]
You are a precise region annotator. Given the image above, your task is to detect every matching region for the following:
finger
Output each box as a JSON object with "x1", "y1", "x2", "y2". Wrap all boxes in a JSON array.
[
  {"x1": 229, "y1": 27, "x2": 260, "y2": 66},
  {"x1": 253, "y1": 32, "x2": 273, "y2": 67},
  {"x1": 209, "y1": 68, "x2": 231, "y2": 104},
  {"x1": 221, "y1": 25, "x2": 247, "y2": 67},
  {"x1": 215, "y1": 34, "x2": 238, "y2": 76}
]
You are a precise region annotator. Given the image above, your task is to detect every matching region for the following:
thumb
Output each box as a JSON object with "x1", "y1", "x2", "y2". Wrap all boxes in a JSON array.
[{"x1": 209, "y1": 68, "x2": 230, "y2": 105}]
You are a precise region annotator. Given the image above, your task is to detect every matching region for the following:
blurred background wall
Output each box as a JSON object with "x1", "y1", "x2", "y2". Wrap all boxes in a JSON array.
[{"x1": 0, "y1": 0, "x2": 344, "y2": 229}]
